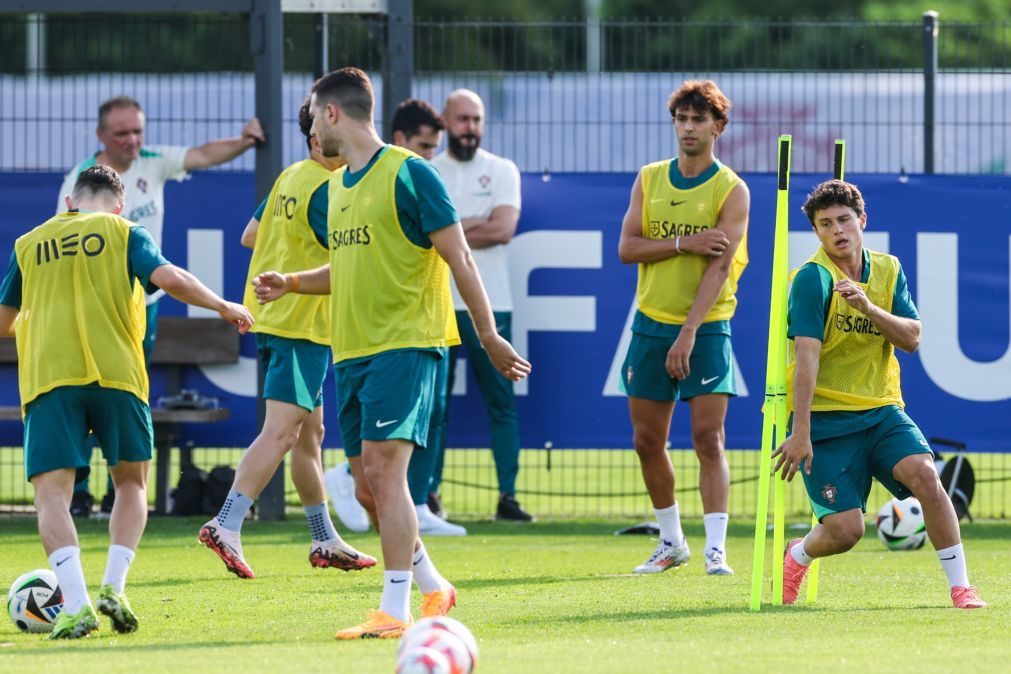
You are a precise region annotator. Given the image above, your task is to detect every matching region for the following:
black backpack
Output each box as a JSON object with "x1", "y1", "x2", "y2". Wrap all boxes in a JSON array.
[
  {"x1": 170, "y1": 464, "x2": 208, "y2": 516},
  {"x1": 202, "y1": 465, "x2": 238, "y2": 515}
]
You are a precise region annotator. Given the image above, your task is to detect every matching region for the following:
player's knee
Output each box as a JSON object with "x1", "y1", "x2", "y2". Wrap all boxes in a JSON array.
[
  {"x1": 905, "y1": 462, "x2": 944, "y2": 503},
  {"x1": 829, "y1": 520, "x2": 865, "y2": 550},
  {"x1": 691, "y1": 427, "x2": 725, "y2": 460}
]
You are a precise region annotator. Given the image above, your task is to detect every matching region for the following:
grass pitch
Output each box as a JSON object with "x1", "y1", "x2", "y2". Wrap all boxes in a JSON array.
[{"x1": 0, "y1": 517, "x2": 1008, "y2": 674}]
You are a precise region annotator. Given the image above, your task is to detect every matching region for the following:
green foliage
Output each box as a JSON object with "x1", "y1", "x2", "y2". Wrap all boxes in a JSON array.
[{"x1": 1, "y1": 518, "x2": 1009, "y2": 673}]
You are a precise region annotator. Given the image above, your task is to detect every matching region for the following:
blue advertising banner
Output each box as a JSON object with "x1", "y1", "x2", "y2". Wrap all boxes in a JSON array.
[{"x1": 1, "y1": 171, "x2": 1009, "y2": 450}]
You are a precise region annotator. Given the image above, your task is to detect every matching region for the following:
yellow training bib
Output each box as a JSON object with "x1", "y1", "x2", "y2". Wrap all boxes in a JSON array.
[
  {"x1": 14, "y1": 211, "x2": 148, "y2": 410},
  {"x1": 636, "y1": 159, "x2": 747, "y2": 324}
]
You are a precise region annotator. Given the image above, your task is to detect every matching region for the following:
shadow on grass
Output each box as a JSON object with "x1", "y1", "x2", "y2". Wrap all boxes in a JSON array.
[{"x1": 2, "y1": 638, "x2": 290, "y2": 656}]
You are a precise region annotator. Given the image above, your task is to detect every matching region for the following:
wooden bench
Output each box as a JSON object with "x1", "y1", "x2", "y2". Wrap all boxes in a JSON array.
[{"x1": 0, "y1": 317, "x2": 239, "y2": 515}]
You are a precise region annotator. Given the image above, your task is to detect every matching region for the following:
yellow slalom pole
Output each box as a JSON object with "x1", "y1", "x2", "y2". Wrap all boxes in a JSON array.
[
  {"x1": 808, "y1": 138, "x2": 845, "y2": 604},
  {"x1": 750, "y1": 135, "x2": 792, "y2": 611}
]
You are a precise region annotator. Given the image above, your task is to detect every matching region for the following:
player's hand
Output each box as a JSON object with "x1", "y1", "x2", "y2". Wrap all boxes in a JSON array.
[
  {"x1": 772, "y1": 434, "x2": 813, "y2": 482},
  {"x1": 242, "y1": 117, "x2": 267, "y2": 146},
  {"x1": 253, "y1": 271, "x2": 289, "y2": 304},
  {"x1": 835, "y1": 278, "x2": 872, "y2": 314},
  {"x1": 682, "y1": 229, "x2": 729, "y2": 257},
  {"x1": 219, "y1": 301, "x2": 254, "y2": 334},
  {"x1": 481, "y1": 334, "x2": 532, "y2": 382},
  {"x1": 665, "y1": 329, "x2": 695, "y2": 380}
]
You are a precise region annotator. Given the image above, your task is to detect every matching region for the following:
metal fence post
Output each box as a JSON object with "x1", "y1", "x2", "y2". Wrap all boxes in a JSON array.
[
  {"x1": 923, "y1": 10, "x2": 939, "y2": 175},
  {"x1": 383, "y1": 0, "x2": 413, "y2": 140},
  {"x1": 314, "y1": 12, "x2": 329, "y2": 81},
  {"x1": 251, "y1": 0, "x2": 286, "y2": 520}
]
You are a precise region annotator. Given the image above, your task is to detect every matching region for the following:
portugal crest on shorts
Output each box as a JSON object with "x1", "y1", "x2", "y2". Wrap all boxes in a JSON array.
[{"x1": 821, "y1": 484, "x2": 838, "y2": 504}]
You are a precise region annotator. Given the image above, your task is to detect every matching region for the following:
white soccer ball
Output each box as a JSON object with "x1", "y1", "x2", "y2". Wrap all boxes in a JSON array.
[
  {"x1": 396, "y1": 646, "x2": 452, "y2": 674},
  {"x1": 399, "y1": 628, "x2": 473, "y2": 674},
  {"x1": 401, "y1": 617, "x2": 479, "y2": 672},
  {"x1": 7, "y1": 569, "x2": 63, "y2": 633},
  {"x1": 876, "y1": 497, "x2": 928, "y2": 551}
]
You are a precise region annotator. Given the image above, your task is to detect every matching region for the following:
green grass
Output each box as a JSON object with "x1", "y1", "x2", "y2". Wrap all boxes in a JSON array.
[{"x1": 0, "y1": 517, "x2": 1008, "y2": 673}]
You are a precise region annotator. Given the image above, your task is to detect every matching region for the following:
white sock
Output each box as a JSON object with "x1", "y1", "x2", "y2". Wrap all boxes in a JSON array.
[
  {"x1": 703, "y1": 512, "x2": 729, "y2": 554},
  {"x1": 101, "y1": 544, "x2": 135, "y2": 594},
  {"x1": 655, "y1": 503, "x2": 685, "y2": 547},
  {"x1": 936, "y1": 543, "x2": 970, "y2": 589},
  {"x1": 790, "y1": 537, "x2": 815, "y2": 567},
  {"x1": 379, "y1": 570, "x2": 413, "y2": 622},
  {"x1": 412, "y1": 541, "x2": 451, "y2": 595},
  {"x1": 49, "y1": 546, "x2": 90, "y2": 614}
]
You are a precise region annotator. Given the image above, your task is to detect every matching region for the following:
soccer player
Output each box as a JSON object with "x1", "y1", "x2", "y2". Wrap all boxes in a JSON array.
[
  {"x1": 0, "y1": 166, "x2": 253, "y2": 639},
  {"x1": 254, "y1": 67, "x2": 531, "y2": 639},
  {"x1": 773, "y1": 179, "x2": 986, "y2": 609},
  {"x1": 327, "y1": 98, "x2": 467, "y2": 537},
  {"x1": 431, "y1": 89, "x2": 531, "y2": 522},
  {"x1": 197, "y1": 98, "x2": 377, "y2": 578},
  {"x1": 57, "y1": 95, "x2": 264, "y2": 517},
  {"x1": 617, "y1": 80, "x2": 749, "y2": 576}
]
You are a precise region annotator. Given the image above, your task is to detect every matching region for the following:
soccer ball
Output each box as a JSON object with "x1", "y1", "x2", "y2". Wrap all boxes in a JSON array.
[
  {"x1": 7, "y1": 569, "x2": 63, "y2": 632},
  {"x1": 396, "y1": 646, "x2": 452, "y2": 674},
  {"x1": 876, "y1": 497, "x2": 928, "y2": 551},
  {"x1": 400, "y1": 617, "x2": 479, "y2": 673},
  {"x1": 399, "y1": 627, "x2": 473, "y2": 674}
]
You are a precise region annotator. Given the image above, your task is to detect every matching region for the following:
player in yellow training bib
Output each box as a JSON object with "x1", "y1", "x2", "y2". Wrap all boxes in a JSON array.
[
  {"x1": 198, "y1": 97, "x2": 376, "y2": 580},
  {"x1": 773, "y1": 180, "x2": 985, "y2": 610},
  {"x1": 617, "y1": 80, "x2": 750, "y2": 577},
  {"x1": 252, "y1": 67, "x2": 531, "y2": 640},
  {"x1": 0, "y1": 166, "x2": 252, "y2": 639}
]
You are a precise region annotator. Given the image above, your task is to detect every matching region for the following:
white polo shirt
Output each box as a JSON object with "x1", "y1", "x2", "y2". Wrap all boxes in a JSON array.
[
  {"x1": 432, "y1": 147, "x2": 521, "y2": 312},
  {"x1": 57, "y1": 145, "x2": 189, "y2": 305}
]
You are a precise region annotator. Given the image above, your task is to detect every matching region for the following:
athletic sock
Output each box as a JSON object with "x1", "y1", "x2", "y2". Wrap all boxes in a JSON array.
[
  {"x1": 791, "y1": 537, "x2": 815, "y2": 567},
  {"x1": 936, "y1": 543, "x2": 970, "y2": 589},
  {"x1": 655, "y1": 502, "x2": 685, "y2": 548},
  {"x1": 412, "y1": 541, "x2": 451, "y2": 595},
  {"x1": 703, "y1": 512, "x2": 729, "y2": 554},
  {"x1": 49, "y1": 546, "x2": 89, "y2": 614},
  {"x1": 216, "y1": 489, "x2": 254, "y2": 533},
  {"x1": 304, "y1": 502, "x2": 339, "y2": 542},
  {"x1": 380, "y1": 570, "x2": 413, "y2": 622},
  {"x1": 101, "y1": 544, "x2": 135, "y2": 594}
]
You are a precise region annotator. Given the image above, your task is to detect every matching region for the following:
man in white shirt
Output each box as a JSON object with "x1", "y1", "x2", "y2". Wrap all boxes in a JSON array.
[
  {"x1": 57, "y1": 95, "x2": 264, "y2": 516},
  {"x1": 431, "y1": 89, "x2": 531, "y2": 522}
]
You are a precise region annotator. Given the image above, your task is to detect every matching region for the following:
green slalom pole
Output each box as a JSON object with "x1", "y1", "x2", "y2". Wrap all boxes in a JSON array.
[
  {"x1": 750, "y1": 135, "x2": 792, "y2": 611},
  {"x1": 807, "y1": 138, "x2": 845, "y2": 604}
]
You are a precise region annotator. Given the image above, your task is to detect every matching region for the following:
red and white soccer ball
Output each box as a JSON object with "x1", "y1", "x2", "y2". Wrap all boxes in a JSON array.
[
  {"x1": 399, "y1": 617, "x2": 479, "y2": 674},
  {"x1": 396, "y1": 646, "x2": 452, "y2": 674}
]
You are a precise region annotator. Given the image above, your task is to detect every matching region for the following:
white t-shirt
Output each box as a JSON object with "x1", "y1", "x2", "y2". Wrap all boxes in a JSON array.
[
  {"x1": 432, "y1": 148, "x2": 521, "y2": 312},
  {"x1": 57, "y1": 145, "x2": 189, "y2": 304}
]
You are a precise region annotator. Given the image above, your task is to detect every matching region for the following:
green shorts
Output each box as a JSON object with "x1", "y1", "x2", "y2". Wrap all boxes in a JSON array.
[
  {"x1": 619, "y1": 330, "x2": 737, "y2": 401},
  {"x1": 256, "y1": 333, "x2": 330, "y2": 412},
  {"x1": 23, "y1": 385, "x2": 153, "y2": 482},
  {"x1": 800, "y1": 406, "x2": 933, "y2": 520},
  {"x1": 335, "y1": 349, "x2": 440, "y2": 458}
]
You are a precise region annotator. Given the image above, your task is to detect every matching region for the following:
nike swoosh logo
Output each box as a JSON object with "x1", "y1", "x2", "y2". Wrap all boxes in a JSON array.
[
  {"x1": 55, "y1": 556, "x2": 71, "y2": 567},
  {"x1": 375, "y1": 419, "x2": 398, "y2": 428},
  {"x1": 390, "y1": 578, "x2": 408, "y2": 584},
  {"x1": 940, "y1": 555, "x2": 957, "y2": 561},
  {"x1": 701, "y1": 376, "x2": 720, "y2": 385},
  {"x1": 670, "y1": 200, "x2": 688, "y2": 207},
  {"x1": 341, "y1": 204, "x2": 351, "y2": 212}
]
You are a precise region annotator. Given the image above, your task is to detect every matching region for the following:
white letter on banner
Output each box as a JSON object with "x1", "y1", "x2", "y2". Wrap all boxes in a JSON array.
[
  {"x1": 508, "y1": 231, "x2": 601, "y2": 395},
  {"x1": 918, "y1": 233, "x2": 1011, "y2": 401},
  {"x1": 186, "y1": 229, "x2": 257, "y2": 397}
]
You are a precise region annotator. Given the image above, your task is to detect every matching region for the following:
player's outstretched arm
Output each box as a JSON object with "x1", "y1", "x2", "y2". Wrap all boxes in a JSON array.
[
  {"x1": 430, "y1": 224, "x2": 531, "y2": 382},
  {"x1": 149, "y1": 264, "x2": 254, "y2": 333},
  {"x1": 772, "y1": 336, "x2": 821, "y2": 482},
  {"x1": 618, "y1": 171, "x2": 729, "y2": 265},
  {"x1": 0, "y1": 305, "x2": 18, "y2": 337},
  {"x1": 184, "y1": 117, "x2": 266, "y2": 171},
  {"x1": 834, "y1": 279, "x2": 921, "y2": 353},
  {"x1": 240, "y1": 217, "x2": 260, "y2": 249},
  {"x1": 253, "y1": 265, "x2": 331, "y2": 304}
]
